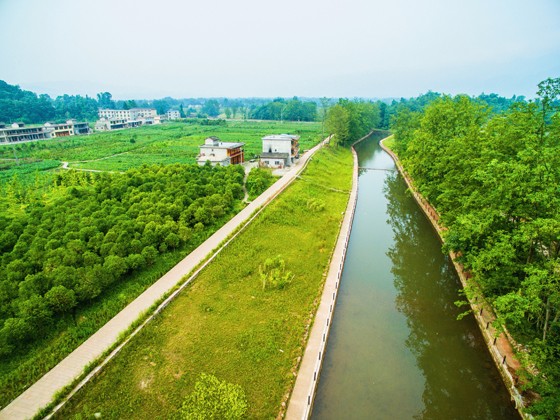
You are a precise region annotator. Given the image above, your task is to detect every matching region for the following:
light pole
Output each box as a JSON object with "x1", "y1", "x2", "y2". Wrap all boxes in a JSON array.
[{"x1": 280, "y1": 103, "x2": 288, "y2": 124}]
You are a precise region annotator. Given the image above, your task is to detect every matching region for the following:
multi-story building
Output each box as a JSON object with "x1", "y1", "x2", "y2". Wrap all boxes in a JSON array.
[
  {"x1": 166, "y1": 110, "x2": 181, "y2": 120},
  {"x1": 96, "y1": 108, "x2": 158, "y2": 130},
  {"x1": 260, "y1": 134, "x2": 300, "y2": 168},
  {"x1": 0, "y1": 123, "x2": 51, "y2": 143},
  {"x1": 0, "y1": 120, "x2": 90, "y2": 144},
  {"x1": 197, "y1": 136, "x2": 245, "y2": 166},
  {"x1": 98, "y1": 108, "x2": 157, "y2": 121},
  {"x1": 94, "y1": 118, "x2": 141, "y2": 131},
  {"x1": 43, "y1": 120, "x2": 91, "y2": 138}
]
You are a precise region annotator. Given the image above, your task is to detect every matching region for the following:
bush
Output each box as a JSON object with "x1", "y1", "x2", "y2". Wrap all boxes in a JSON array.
[{"x1": 179, "y1": 373, "x2": 248, "y2": 420}]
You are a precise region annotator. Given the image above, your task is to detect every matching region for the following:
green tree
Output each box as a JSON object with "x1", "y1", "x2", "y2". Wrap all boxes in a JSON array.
[
  {"x1": 45, "y1": 285, "x2": 77, "y2": 314},
  {"x1": 202, "y1": 100, "x2": 220, "y2": 117},
  {"x1": 325, "y1": 104, "x2": 350, "y2": 145}
]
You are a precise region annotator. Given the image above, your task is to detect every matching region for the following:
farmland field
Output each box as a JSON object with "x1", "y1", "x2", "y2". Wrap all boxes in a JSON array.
[
  {"x1": 0, "y1": 119, "x2": 323, "y2": 410},
  {"x1": 0, "y1": 120, "x2": 322, "y2": 178}
]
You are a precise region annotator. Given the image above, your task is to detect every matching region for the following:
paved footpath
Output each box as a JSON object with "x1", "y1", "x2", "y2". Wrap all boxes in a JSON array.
[{"x1": 0, "y1": 140, "x2": 326, "y2": 420}]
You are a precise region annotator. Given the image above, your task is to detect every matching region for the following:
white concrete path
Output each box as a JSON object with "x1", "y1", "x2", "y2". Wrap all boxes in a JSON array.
[{"x1": 0, "y1": 140, "x2": 326, "y2": 420}]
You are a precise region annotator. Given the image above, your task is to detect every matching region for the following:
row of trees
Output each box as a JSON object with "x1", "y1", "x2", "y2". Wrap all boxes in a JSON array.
[
  {"x1": 0, "y1": 163, "x2": 245, "y2": 358},
  {"x1": 251, "y1": 97, "x2": 317, "y2": 121},
  {"x1": 391, "y1": 78, "x2": 560, "y2": 417},
  {"x1": 325, "y1": 99, "x2": 380, "y2": 144}
]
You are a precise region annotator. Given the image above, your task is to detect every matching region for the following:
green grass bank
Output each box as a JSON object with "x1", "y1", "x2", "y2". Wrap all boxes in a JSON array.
[{"x1": 55, "y1": 145, "x2": 353, "y2": 419}]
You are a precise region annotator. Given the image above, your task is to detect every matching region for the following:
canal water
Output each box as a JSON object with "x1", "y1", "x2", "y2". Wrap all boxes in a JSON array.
[{"x1": 311, "y1": 134, "x2": 517, "y2": 419}]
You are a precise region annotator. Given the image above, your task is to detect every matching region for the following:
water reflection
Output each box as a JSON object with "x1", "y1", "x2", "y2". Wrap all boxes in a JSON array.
[
  {"x1": 384, "y1": 163, "x2": 517, "y2": 419},
  {"x1": 311, "y1": 136, "x2": 516, "y2": 420}
]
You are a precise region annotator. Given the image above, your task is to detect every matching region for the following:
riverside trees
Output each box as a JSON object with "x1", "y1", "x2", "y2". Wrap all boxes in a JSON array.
[
  {"x1": 391, "y1": 78, "x2": 560, "y2": 417},
  {"x1": 0, "y1": 163, "x2": 244, "y2": 358},
  {"x1": 325, "y1": 99, "x2": 380, "y2": 145}
]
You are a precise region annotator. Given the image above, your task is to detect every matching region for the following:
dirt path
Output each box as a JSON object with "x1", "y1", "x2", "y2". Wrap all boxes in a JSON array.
[{"x1": 60, "y1": 151, "x2": 131, "y2": 172}]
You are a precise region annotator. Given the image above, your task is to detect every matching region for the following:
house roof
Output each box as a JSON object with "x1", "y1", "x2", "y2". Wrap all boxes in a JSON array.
[
  {"x1": 200, "y1": 141, "x2": 244, "y2": 149},
  {"x1": 262, "y1": 134, "x2": 300, "y2": 141}
]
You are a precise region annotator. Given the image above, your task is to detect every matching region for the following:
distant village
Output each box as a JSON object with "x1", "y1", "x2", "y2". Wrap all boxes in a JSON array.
[{"x1": 0, "y1": 107, "x2": 300, "y2": 169}]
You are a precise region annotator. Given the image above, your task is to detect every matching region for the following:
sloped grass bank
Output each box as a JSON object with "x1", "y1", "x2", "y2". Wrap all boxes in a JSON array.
[{"x1": 56, "y1": 146, "x2": 353, "y2": 419}]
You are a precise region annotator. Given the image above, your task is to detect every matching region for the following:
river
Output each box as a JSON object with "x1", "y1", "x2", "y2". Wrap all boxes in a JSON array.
[{"x1": 311, "y1": 133, "x2": 517, "y2": 419}]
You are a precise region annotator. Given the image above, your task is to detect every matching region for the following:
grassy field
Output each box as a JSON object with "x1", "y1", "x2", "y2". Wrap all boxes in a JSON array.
[
  {"x1": 0, "y1": 120, "x2": 322, "y2": 177},
  {"x1": 0, "y1": 120, "x2": 323, "y2": 409},
  {"x1": 55, "y1": 145, "x2": 353, "y2": 419}
]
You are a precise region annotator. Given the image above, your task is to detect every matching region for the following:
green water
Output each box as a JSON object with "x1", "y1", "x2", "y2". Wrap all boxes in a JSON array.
[{"x1": 311, "y1": 134, "x2": 518, "y2": 419}]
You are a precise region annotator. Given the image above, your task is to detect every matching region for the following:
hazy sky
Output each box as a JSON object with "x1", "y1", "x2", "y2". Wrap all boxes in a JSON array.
[{"x1": 1, "y1": 0, "x2": 559, "y2": 99}]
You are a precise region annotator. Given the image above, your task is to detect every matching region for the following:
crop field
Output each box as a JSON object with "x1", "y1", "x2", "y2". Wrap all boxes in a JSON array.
[
  {"x1": 56, "y1": 145, "x2": 353, "y2": 419},
  {"x1": 0, "y1": 120, "x2": 322, "y2": 179}
]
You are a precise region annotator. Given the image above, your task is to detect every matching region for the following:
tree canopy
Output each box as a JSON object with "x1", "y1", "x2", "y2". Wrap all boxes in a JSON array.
[
  {"x1": 391, "y1": 78, "x2": 560, "y2": 418},
  {"x1": 0, "y1": 163, "x2": 245, "y2": 358},
  {"x1": 325, "y1": 99, "x2": 380, "y2": 145}
]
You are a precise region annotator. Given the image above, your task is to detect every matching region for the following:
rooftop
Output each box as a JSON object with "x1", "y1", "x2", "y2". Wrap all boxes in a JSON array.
[{"x1": 262, "y1": 134, "x2": 300, "y2": 141}]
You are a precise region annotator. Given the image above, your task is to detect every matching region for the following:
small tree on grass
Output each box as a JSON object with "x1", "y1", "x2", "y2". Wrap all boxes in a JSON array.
[
  {"x1": 259, "y1": 256, "x2": 294, "y2": 291},
  {"x1": 179, "y1": 373, "x2": 248, "y2": 420}
]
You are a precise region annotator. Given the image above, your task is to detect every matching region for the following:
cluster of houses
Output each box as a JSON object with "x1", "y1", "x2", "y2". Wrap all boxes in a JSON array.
[
  {"x1": 0, "y1": 108, "x2": 181, "y2": 144},
  {"x1": 0, "y1": 111, "x2": 301, "y2": 171},
  {"x1": 94, "y1": 108, "x2": 181, "y2": 131},
  {"x1": 196, "y1": 133, "x2": 300, "y2": 169},
  {"x1": 0, "y1": 120, "x2": 91, "y2": 144}
]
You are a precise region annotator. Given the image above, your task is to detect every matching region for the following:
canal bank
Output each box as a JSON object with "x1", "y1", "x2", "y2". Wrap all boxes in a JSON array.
[
  {"x1": 286, "y1": 133, "x2": 363, "y2": 419},
  {"x1": 312, "y1": 135, "x2": 517, "y2": 419},
  {"x1": 380, "y1": 137, "x2": 526, "y2": 417}
]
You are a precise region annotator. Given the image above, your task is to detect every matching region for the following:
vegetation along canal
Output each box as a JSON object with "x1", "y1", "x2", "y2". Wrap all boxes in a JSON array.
[{"x1": 312, "y1": 133, "x2": 518, "y2": 419}]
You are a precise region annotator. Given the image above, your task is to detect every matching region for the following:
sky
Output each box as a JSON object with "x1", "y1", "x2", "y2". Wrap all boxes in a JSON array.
[{"x1": 0, "y1": 0, "x2": 559, "y2": 100}]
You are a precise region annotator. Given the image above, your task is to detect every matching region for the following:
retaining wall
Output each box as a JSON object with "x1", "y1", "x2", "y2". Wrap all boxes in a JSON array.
[{"x1": 286, "y1": 131, "x2": 379, "y2": 419}]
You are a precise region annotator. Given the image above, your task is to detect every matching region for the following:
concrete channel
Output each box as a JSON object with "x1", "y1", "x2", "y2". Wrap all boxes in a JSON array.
[{"x1": 285, "y1": 131, "x2": 376, "y2": 419}]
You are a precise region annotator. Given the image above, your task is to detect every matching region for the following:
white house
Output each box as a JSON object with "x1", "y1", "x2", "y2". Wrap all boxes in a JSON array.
[
  {"x1": 260, "y1": 134, "x2": 300, "y2": 168},
  {"x1": 166, "y1": 110, "x2": 181, "y2": 120},
  {"x1": 196, "y1": 136, "x2": 245, "y2": 166}
]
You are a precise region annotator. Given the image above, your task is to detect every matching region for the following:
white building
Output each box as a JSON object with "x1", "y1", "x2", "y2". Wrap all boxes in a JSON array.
[
  {"x1": 260, "y1": 134, "x2": 300, "y2": 168},
  {"x1": 96, "y1": 108, "x2": 158, "y2": 130},
  {"x1": 196, "y1": 136, "x2": 245, "y2": 166},
  {"x1": 95, "y1": 118, "x2": 141, "y2": 131},
  {"x1": 0, "y1": 121, "x2": 90, "y2": 144},
  {"x1": 166, "y1": 110, "x2": 181, "y2": 120},
  {"x1": 98, "y1": 108, "x2": 157, "y2": 121},
  {"x1": 44, "y1": 120, "x2": 91, "y2": 138}
]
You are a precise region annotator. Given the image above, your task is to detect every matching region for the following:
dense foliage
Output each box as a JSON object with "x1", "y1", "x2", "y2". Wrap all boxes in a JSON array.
[
  {"x1": 251, "y1": 97, "x2": 317, "y2": 122},
  {"x1": 325, "y1": 99, "x2": 380, "y2": 144},
  {"x1": 391, "y1": 78, "x2": 560, "y2": 418},
  {"x1": 246, "y1": 168, "x2": 275, "y2": 200},
  {"x1": 0, "y1": 163, "x2": 244, "y2": 358},
  {"x1": 0, "y1": 81, "x2": 55, "y2": 123},
  {"x1": 375, "y1": 91, "x2": 526, "y2": 131}
]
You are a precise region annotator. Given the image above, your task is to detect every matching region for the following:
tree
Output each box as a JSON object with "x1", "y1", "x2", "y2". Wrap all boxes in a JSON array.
[
  {"x1": 96, "y1": 92, "x2": 114, "y2": 109},
  {"x1": 202, "y1": 100, "x2": 220, "y2": 118},
  {"x1": 179, "y1": 373, "x2": 248, "y2": 420},
  {"x1": 325, "y1": 104, "x2": 350, "y2": 145},
  {"x1": 45, "y1": 285, "x2": 77, "y2": 314}
]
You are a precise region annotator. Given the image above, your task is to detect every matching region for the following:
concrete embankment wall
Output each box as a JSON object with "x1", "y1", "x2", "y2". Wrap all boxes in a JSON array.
[
  {"x1": 379, "y1": 137, "x2": 527, "y2": 418},
  {"x1": 286, "y1": 131, "x2": 381, "y2": 420}
]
